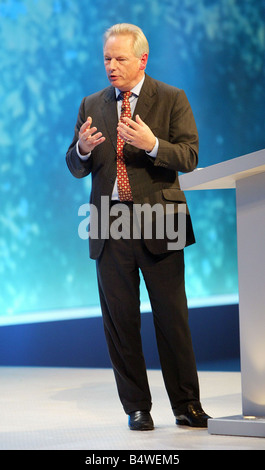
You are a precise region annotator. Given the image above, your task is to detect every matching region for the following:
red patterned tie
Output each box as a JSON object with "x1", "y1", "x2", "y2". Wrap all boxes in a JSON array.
[{"x1": 117, "y1": 91, "x2": 133, "y2": 201}]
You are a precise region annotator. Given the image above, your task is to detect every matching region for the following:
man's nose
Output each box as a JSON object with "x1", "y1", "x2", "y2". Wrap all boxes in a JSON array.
[{"x1": 109, "y1": 58, "x2": 118, "y2": 70}]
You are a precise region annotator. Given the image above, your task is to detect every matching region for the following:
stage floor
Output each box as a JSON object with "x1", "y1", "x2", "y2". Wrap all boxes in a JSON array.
[{"x1": 1, "y1": 367, "x2": 265, "y2": 450}]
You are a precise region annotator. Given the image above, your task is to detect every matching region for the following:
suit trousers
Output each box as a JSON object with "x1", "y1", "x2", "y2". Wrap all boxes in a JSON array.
[{"x1": 96, "y1": 202, "x2": 200, "y2": 415}]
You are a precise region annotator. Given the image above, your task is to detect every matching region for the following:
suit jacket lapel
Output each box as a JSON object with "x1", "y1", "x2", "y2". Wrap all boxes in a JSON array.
[
  {"x1": 132, "y1": 74, "x2": 157, "y2": 122},
  {"x1": 100, "y1": 86, "x2": 118, "y2": 151}
]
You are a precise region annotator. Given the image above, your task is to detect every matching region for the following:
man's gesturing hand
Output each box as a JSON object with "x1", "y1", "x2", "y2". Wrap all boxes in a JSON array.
[
  {"x1": 78, "y1": 117, "x2": 105, "y2": 155},
  {"x1": 117, "y1": 115, "x2": 156, "y2": 153}
]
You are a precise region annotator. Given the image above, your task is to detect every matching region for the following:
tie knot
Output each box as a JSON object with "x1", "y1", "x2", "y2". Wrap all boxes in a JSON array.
[{"x1": 120, "y1": 91, "x2": 131, "y2": 101}]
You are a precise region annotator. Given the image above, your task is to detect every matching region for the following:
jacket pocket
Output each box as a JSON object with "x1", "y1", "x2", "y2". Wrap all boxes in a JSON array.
[{"x1": 162, "y1": 188, "x2": 187, "y2": 203}]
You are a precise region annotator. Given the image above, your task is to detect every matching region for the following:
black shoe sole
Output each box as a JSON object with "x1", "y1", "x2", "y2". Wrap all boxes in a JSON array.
[
  {"x1": 129, "y1": 423, "x2": 154, "y2": 431},
  {"x1": 176, "y1": 418, "x2": 208, "y2": 428}
]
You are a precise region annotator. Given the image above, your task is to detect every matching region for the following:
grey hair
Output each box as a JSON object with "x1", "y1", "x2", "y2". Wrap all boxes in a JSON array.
[{"x1": 103, "y1": 23, "x2": 149, "y2": 57}]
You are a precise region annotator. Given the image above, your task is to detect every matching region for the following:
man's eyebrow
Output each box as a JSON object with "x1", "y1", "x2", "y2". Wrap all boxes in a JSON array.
[{"x1": 104, "y1": 54, "x2": 128, "y2": 59}]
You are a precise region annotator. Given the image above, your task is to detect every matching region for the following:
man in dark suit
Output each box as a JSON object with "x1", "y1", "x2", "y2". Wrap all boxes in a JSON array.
[{"x1": 66, "y1": 23, "x2": 210, "y2": 430}]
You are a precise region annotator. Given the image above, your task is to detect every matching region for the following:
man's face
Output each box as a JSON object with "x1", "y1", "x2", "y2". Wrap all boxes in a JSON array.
[{"x1": 104, "y1": 34, "x2": 147, "y2": 91}]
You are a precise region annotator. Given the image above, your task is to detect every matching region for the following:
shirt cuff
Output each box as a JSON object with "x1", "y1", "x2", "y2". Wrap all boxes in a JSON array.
[
  {"x1": 145, "y1": 138, "x2": 158, "y2": 158},
  {"x1": 76, "y1": 140, "x2": 91, "y2": 160}
]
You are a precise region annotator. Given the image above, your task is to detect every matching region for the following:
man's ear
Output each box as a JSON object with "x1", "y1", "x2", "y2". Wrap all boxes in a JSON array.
[{"x1": 139, "y1": 53, "x2": 148, "y2": 70}]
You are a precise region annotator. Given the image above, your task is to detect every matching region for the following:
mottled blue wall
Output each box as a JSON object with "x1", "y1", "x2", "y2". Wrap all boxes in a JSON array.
[{"x1": 0, "y1": 0, "x2": 264, "y2": 323}]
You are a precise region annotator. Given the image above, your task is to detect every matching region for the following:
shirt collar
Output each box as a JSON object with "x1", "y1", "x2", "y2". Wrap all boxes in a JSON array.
[{"x1": 115, "y1": 75, "x2": 145, "y2": 99}]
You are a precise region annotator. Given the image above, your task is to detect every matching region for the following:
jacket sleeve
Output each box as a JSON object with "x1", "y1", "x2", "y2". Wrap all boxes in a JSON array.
[
  {"x1": 152, "y1": 90, "x2": 198, "y2": 173},
  {"x1": 65, "y1": 97, "x2": 93, "y2": 179}
]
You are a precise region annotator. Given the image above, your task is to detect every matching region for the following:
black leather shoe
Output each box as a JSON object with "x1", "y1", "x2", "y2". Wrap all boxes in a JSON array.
[
  {"x1": 128, "y1": 411, "x2": 154, "y2": 431},
  {"x1": 174, "y1": 403, "x2": 211, "y2": 428}
]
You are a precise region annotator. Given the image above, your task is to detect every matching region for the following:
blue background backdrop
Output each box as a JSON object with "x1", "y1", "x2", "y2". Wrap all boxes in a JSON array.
[{"x1": 0, "y1": 0, "x2": 264, "y2": 330}]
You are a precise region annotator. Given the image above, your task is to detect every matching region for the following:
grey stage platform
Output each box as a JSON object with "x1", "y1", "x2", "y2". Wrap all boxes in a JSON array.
[{"x1": 1, "y1": 367, "x2": 265, "y2": 450}]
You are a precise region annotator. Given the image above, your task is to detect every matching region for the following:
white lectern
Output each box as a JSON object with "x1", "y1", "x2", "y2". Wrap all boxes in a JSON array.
[{"x1": 179, "y1": 149, "x2": 265, "y2": 438}]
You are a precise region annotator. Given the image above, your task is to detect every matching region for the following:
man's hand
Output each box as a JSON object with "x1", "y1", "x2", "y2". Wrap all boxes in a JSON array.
[
  {"x1": 78, "y1": 117, "x2": 105, "y2": 155},
  {"x1": 117, "y1": 115, "x2": 156, "y2": 153}
]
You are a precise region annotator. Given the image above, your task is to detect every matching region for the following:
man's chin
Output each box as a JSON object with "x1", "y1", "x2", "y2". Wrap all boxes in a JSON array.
[{"x1": 109, "y1": 77, "x2": 121, "y2": 86}]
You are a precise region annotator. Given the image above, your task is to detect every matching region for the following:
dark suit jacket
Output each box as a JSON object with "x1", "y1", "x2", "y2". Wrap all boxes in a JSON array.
[{"x1": 66, "y1": 74, "x2": 198, "y2": 259}]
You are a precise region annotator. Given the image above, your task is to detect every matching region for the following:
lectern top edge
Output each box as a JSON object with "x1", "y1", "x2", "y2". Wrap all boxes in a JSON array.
[{"x1": 179, "y1": 148, "x2": 265, "y2": 191}]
